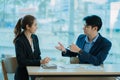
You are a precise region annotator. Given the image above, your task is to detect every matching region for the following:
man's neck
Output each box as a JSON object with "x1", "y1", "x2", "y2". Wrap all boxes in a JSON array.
[{"x1": 88, "y1": 32, "x2": 98, "y2": 42}]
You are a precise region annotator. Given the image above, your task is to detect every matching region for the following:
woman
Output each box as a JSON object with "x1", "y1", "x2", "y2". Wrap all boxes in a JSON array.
[{"x1": 13, "y1": 15, "x2": 50, "y2": 80}]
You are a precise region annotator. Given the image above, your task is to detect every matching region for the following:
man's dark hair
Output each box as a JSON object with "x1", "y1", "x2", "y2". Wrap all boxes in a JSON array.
[{"x1": 83, "y1": 15, "x2": 102, "y2": 31}]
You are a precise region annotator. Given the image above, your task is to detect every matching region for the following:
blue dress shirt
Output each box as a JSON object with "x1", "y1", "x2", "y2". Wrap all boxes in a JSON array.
[{"x1": 84, "y1": 34, "x2": 99, "y2": 53}]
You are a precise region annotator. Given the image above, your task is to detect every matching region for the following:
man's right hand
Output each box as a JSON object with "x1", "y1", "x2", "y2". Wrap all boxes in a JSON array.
[{"x1": 55, "y1": 42, "x2": 66, "y2": 52}]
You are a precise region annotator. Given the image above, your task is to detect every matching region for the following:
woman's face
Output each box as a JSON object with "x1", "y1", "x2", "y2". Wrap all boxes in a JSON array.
[{"x1": 27, "y1": 20, "x2": 37, "y2": 34}]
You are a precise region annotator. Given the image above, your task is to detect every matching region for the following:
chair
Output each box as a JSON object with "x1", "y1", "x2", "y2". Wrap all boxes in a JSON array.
[
  {"x1": 70, "y1": 57, "x2": 79, "y2": 64},
  {"x1": 1, "y1": 57, "x2": 18, "y2": 80}
]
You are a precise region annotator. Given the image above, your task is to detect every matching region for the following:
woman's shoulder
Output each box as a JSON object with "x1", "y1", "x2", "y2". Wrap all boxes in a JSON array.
[
  {"x1": 15, "y1": 33, "x2": 25, "y2": 43},
  {"x1": 31, "y1": 34, "x2": 38, "y2": 39},
  {"x1": 31, "y1": 34, "x2": 39, "y2": 43}
]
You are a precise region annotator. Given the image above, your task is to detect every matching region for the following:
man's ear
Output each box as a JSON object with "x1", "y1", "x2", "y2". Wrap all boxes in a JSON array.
[{"x1": 93, "y1": 26, "x2": 98, "y2": 31}]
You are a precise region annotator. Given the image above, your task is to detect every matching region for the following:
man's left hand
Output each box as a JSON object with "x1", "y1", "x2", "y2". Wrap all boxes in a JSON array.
[{"x1": 69, "y1": 43, "x2": 81, "y2": 53}]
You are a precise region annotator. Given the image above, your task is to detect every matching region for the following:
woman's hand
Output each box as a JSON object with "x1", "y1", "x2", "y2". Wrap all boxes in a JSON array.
[{"x1": 40, "y1": 57, "x2": 50, "y2": 64}]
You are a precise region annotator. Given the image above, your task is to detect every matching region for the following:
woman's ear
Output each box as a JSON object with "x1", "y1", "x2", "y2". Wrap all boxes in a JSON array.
[{"x1": 26, "y1": 25, "x2": 30, "y2": 30}]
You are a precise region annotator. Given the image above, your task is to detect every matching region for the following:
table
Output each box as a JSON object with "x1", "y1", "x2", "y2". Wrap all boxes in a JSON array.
[{"x1": 27, "y1": 64, "x2": 120, "y2": 77}]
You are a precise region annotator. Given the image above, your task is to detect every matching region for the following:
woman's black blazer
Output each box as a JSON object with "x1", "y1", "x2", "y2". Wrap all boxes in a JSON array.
[{"x1": 14, "y1": 32, "x2": 41, "y2": 80}]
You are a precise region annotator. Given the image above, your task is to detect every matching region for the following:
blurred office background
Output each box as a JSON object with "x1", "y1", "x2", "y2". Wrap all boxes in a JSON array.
[{"x1": 0, "y1": 0, "x2": 120, "y2": 79}]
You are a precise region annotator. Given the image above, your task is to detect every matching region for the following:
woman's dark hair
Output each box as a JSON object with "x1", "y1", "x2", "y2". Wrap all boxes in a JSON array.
[
  {"x1": 83, "y1": 15, "x2": 102, "y2": 31},
  {"x1": 13, "y1": 15, "x2": 36, "y2": 43}
]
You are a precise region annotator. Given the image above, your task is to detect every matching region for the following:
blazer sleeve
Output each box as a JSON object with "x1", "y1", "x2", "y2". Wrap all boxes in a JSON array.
[
  {"x1": 79, "y1": 40, "x2": 112, "y2": 66},
  {"x1": 15, "y1": 40, "x2": 41, "y2": 67},
  {"x1": 62, "y1": 34, "x2": 85, "y2": 57},
  {"x1": 62, "y1": 49, "x2": 78, "y2": 57}
]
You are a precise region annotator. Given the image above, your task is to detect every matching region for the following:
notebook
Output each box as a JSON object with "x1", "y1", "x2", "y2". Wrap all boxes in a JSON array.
[{"x1": 42, "y1": 64, "x2": 57, "y2": 69}]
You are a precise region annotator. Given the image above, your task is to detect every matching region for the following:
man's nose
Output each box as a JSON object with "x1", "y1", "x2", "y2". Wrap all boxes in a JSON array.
[{"x1": 83, "y1": 27, "x2": 85, "y2": 30}]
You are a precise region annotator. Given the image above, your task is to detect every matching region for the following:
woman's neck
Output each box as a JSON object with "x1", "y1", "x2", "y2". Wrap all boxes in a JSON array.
[
  {"x1": 24, "y1": 31, "x2": 32, "y2": 40},
  {"x1": 24, "y1": 31, "x2": 33, "y2": 48}
]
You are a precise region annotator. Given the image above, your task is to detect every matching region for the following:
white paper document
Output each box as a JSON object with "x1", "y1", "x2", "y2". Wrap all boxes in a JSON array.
[
  {"x1": 59, "y1": 64, "x2": 103, "y2": 71},
  {"x1": 59, "y1": 64, "x2": 81, "y2": 69},
  {"x1": 84, "y1": 65, "x2": 103, "y2": 71}
]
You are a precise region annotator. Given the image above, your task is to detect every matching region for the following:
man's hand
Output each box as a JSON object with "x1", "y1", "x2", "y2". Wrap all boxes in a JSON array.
[
  {"x1": 69, "y1": 43, "x2": 81, "y2": 53},
  {"x1": 55, "y1": 42, "x2": 66, "y2": 52}
]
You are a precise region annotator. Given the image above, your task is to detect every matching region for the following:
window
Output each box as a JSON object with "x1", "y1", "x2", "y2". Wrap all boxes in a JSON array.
[{"x1": 0, "y1": 0, "x2": 120, "y2": 64}]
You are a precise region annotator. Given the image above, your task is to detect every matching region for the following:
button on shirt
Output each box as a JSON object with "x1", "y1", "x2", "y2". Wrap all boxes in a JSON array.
[{"x1": 83, "y1": 34, "x2": 99, "y2": 53}]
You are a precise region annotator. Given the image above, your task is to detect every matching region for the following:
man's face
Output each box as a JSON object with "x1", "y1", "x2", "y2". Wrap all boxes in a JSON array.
[{"x1": 83, "y1": 24, "x2": 97, "y2": 36}]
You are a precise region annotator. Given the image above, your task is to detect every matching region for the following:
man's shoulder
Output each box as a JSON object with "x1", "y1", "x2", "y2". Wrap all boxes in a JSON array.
[
  {"x1": 99, "y1": 35, "x2": 112, "y2": 45},
  {"x1": 78, "y1": 34, "x2": 86, "y2": 39},
  {"x1": 102, "y1": 37, "x2": 111, "y2": 44}
]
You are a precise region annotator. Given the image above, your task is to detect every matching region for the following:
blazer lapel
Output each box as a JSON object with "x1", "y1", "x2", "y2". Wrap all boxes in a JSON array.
[
  {"x1": 23, "y1": 33, "x2": 33, "y2": 53},
  {"x1": 81, "y1": 38, "x2": 86, "y2": 49},
  {"x1": 32, "y1": 35, "x2": 36, "y2": 52},
  {"x1": 89, "y1": 34, "x2": 102, "y2": 55}
]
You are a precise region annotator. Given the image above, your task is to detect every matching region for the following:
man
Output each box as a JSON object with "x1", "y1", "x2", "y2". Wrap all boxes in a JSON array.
[{"x1": 56, "y1": 15, "x2": 112, "y2": 66}]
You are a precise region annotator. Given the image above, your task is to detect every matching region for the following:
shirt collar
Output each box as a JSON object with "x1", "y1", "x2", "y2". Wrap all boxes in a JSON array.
[{"x1": 85, "y1": 34, "x2": 99, "y2": 43}]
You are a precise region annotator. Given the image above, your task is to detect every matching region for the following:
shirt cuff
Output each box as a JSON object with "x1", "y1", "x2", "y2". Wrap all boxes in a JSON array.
[{"x1": 78, "y1": 50, "x2": 83, "y2": 54}]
